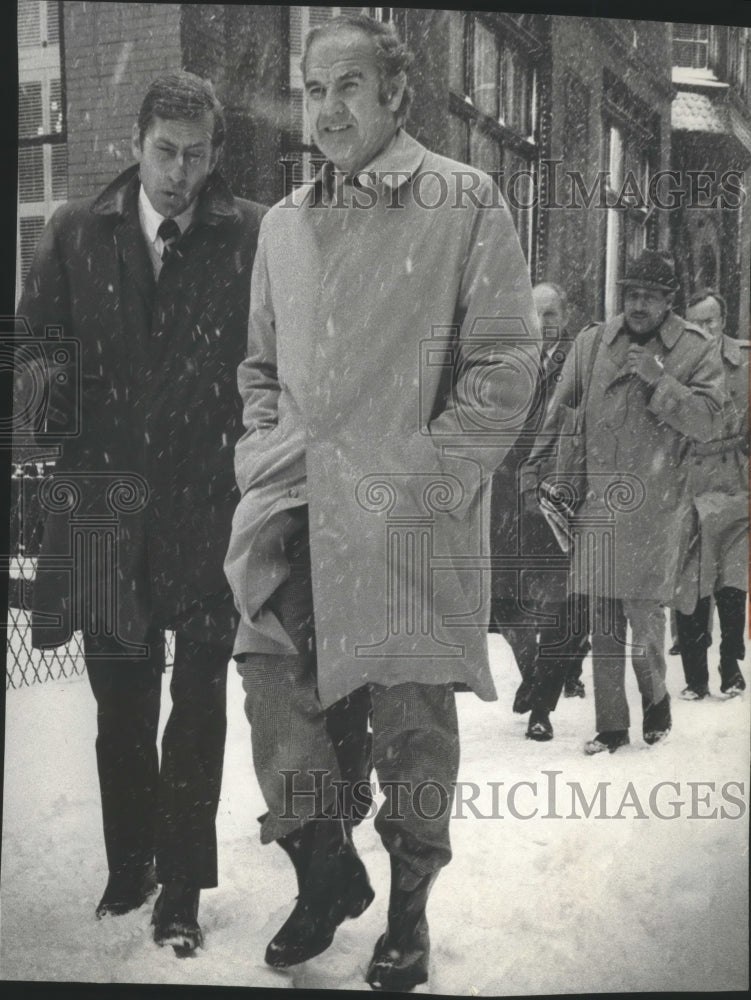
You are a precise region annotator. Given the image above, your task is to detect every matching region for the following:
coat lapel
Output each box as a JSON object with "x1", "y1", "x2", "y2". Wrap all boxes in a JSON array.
[{"x1": 113, "y1": 205, "x2": 155, "y2": 313}]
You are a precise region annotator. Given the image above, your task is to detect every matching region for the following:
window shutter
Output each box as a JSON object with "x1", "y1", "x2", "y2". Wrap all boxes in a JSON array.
[
  {"x1": 18, "y1": 0, "x2": 41, "y2": 47},
  {"x1": 19, "y1": 217, "x2": 46, "y2": 285},
  {"x1": 49, "y1": 77, "x2": 63, "y2": 135},
  {"x1": 46, "y1": 0, "x2": 60, "y2": 44},
  {"x1": 19, "y1": 81, "x2": 44, "y2": 139},
  {"x1": 18, "y1": 147, "x2": 45, "y2": 202},
  {"x1": 51, "y1": 144, "x2": 67, "y2": 200}
]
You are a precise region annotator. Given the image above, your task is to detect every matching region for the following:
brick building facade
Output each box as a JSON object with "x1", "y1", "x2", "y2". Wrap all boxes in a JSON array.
[{"x1": 16, "y1": 2, "x2": 751, "y2": 334}]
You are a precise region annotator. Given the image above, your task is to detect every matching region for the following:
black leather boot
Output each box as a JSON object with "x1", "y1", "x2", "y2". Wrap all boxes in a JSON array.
[
  {"x1": 151, "y1": 878, "x2": 202, "y2": 954},
  {"x1": 265, "y1": 818, "x2": 374, "y2": 968},
  {"x1": 642, "y1": 692, "x2": 672, "y2": 746},
  {"x1": 366, "y1": 855, "x2": 437, "y2": 992},
  {"x1": 96, "y1": 861, "x2": 158, "y2": 919}
]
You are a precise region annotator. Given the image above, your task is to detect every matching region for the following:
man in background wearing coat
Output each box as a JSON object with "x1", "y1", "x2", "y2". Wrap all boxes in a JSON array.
[
  {"x1": 224, "y1": 12, "x2": 537, "y2": 992},
  {"x1": 529, "y1": 250, "x2": 724, "y2": 754},
  {"x1": 674, "y1": 289, "x2": 748, "y2": 699},
  {"x1": 490, "y1": 281, "x2": 590, "y2": 742},
  {"x1": 16, "y1": 72, "x2": 265, "y2": 952}
]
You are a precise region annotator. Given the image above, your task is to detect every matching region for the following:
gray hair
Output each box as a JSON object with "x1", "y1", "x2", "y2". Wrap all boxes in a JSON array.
[{"x1": 301, "y1": 13, "x2": 414, "y2": 122}]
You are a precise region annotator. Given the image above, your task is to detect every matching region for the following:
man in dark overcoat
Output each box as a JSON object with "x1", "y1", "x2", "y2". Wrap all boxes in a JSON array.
[
  {"x1": 15, "y1": 71, "x2": 265, "y2": 952},
  {"x1": 489, "y1": 282, "x2": 590, "y2": 741}
]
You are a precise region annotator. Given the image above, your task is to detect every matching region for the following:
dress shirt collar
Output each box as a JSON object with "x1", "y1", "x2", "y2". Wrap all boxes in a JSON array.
[{"x1": 137, "y1": 184, "x2": 196, "y2": 247}]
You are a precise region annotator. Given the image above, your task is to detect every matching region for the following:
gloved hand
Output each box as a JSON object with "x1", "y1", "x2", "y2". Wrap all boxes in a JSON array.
[{"x1": 626, "y1": 345, "x2": 664, "y2": 386}]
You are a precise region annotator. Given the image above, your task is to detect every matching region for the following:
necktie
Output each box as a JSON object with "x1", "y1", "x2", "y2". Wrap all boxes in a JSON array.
[{"x1": 157, "y1": 218, "x2": 180, "y2": 262}]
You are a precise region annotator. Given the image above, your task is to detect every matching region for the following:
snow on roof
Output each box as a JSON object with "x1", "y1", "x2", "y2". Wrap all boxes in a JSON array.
[{"x1": 671, "y1": 89, "x2": 728, "y2": 133}]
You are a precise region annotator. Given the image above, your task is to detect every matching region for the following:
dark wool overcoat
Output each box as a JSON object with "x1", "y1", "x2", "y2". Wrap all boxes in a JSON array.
[
  {"x1": 489, "y1": 333, "x2": 577, "y2": 615},
  {"x1": 17, "y1": 164, "x2": 265, "y2": 650}
]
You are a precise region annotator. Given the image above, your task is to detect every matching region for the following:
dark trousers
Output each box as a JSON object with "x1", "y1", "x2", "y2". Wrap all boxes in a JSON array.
[
  {"x1": 84, "y1": 628, "x2": 228, "y2": 888},
  {"x1": 237, "y1": 511, "x2": 460, "y2": 877},
  {"x1": 494, "y1": 594, "x2": 589, "y2": 711},
  {"x1": 676, "y1": 586, "x2": 747, "y2": 690}
]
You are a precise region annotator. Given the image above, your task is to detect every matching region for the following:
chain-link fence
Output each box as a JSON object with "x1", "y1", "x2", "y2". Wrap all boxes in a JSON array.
[{"x1": 6, "y1": 465, "x2": 174, "y2": 689}]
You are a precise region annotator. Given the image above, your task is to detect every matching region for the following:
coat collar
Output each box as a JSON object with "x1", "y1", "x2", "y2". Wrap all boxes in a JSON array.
[
  {"x1": 601, "y1": 310, "x2": 693, "y2": 351},
  {"x1": 722, "y1": 334, "x2": 745, "y2": 367},
  {"x1": 91, "y1": 163, "x2": 241, "y2": 226},
  {"x1": 303, "y1": 129, "x2": 429, "y2": 207}
]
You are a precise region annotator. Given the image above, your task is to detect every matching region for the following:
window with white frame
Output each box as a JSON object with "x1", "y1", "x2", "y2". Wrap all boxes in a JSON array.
[
  {"x1": 672, "y1": 23, "x2": 710, "y2": 69},
  {"x1": 17, "y1": 0, "x2": 66, "y2": 303},
  {"x1": 446, "y1": 11, "x2": 539, "y2": 265},
  {"x1": 604, "y1": 126, "x2": 656, "y2": 318},
  {"x1": 602, "y1": 72, "x2": 658, "y2": 319}
]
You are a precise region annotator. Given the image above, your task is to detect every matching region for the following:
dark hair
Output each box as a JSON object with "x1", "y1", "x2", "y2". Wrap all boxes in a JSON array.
[
  {"x1": 301, "y1": 13, "x2": 414, "y2": 121},
  {"x1": 687, "y1": 288, "x2": 727, "y2": 323},
  {"x1": 533, "y1": 281, "x2": 569, "y2": 314},
  {"x1": 137, "y1": 71, "x2": 225, "y2": 149}
]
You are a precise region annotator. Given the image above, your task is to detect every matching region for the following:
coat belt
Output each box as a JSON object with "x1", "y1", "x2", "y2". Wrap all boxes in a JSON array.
[{"x1": 693, "y1": 434, "x2": 746, "y2": 457}]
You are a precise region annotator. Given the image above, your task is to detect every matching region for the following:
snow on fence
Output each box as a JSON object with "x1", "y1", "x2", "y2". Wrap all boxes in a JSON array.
[{"x1": 6, "y1": 465, "x2": 175, "y2": 687}]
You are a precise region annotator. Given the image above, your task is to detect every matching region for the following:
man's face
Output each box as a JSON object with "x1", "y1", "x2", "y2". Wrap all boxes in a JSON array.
[
  {"x1": 304, "y1": 28, "x2": 405, "y2": 175},
  {"x1": 532, "y1": 285, "x2": 568, "y2": 339},
  {"x1": 686, "y1": 296, "x2": 725, "y2": 338},
  {"x1": 623, "y1": 286, "x2": 672, "y2": 337},
  {"x1": 132, "y1": 113, "x2": 218, "y2": 218}
]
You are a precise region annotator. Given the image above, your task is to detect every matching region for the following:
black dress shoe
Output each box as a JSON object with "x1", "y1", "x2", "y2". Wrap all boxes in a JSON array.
[
  {"x1": 152, "y1": 879, "x2": 203, "y2": 953},
  {"x1": 720, "y1": 671, "x2": 746, "y2": 697},
  {"x1": 366, "y1": 855, "x2": 437, "y2": 992},
  {"x1": 512, "y1": 681, "x2": 533, "y2": 714},
  {"x1": 583, "y1": 730, "x2": 630, "y2": 754},
  {"x1": 95, "y1": 862, "x2": 158, "y2": 919},
  {"x1": 563, "y1": 678, "x2": 586, "y2": 698},
  {"x1": 643, "y1": 693, "x2": 671, "y2": 745},
  {"x1": 526, "y1": 707, "x2": 554, "y2": 741},
  {"x1": 265, "y1": 818, "x2": 374, "y2": 968},
  {"x1": 679, "y1": 685, "x2": 709, "y2": 701}
]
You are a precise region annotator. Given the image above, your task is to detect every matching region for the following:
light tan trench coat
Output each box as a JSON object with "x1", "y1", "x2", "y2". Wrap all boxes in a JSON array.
[
  {"x1": 224, "y1": 131, "x2": 539, "y2": 708},
  {"x1": 674, "y1": 334, "x2": 749, "y2": 614},
  {"x1": 528, "y1": 312, "x2": 725, "y2": 603}
]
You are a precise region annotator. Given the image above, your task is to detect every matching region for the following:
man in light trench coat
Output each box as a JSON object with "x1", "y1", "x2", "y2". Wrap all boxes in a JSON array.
[
  {"x1": 223, "y1": 12, "x2": 538, "y2": 992},
  {"x1": 528, "y1": 250, "x2": 725, "y2": 755},
  {"x1": 674, "y1": 289, "x2": 748, "y2": 699}
]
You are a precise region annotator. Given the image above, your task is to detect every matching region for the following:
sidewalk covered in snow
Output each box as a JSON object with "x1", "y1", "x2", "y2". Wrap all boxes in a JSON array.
[{"x1": 1, "y1": 635, "x2": 748, "y2": 993}]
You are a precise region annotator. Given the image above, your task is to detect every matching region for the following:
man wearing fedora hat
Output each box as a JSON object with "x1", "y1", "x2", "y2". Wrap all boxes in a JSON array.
[{"x1": 529, "y1": 249, "x2": 725, "y2": 753}]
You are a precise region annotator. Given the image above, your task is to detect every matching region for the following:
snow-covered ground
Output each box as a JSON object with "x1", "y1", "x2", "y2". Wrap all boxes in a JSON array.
[{"x1": 2, "y1": 631, "x2": 748, "y2": 993}]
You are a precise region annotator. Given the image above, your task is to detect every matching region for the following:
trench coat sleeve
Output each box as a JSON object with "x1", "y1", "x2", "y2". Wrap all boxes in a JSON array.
[
  {"x1": 233, "y1": 222, "x2": 307, "y2": 504},
  {"x1": 646, "y1": 335, "x2": 724, "y2": 443},
  {"x1": 236, "y1": 233, "x2": 277, "y2": 433},
  {"x1": 426, "y1": 175, "x2": 538, "y2": 477},
  {"x1": 15, "y1": 208, "x2": 76, "y2": 432}
]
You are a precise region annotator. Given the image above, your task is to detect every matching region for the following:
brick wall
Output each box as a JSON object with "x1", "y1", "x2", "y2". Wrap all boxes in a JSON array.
[{"x1": 64, "y1": 2, "x2": 182, "y2": 199}]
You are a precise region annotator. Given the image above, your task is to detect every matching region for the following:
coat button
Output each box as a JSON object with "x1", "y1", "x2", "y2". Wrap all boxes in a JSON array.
[{"x1": 288, "y1": 487, "x2": 299, "y2": 498}]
